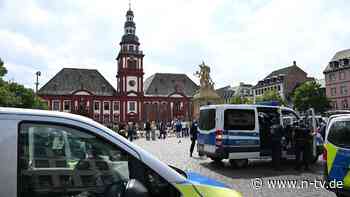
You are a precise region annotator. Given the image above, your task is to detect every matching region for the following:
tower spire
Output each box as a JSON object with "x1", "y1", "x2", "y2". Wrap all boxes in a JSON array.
[{"x1": 129, "y1": 0, "x2": 131, "y2": 10}]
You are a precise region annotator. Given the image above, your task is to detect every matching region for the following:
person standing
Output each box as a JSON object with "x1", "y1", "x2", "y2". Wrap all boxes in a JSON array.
[
  {"x1": 270, "y1": 116, "x2": 283, "y2": 171},
  {"x1": 151, "y1": 121, "x2": 156, "y2": 141},
  {"x1": 128, "y1": 122, "x2": 135, "y2": 142},
  {"x1": 175, "y1": 120, "x2": 182, "y2": 139},
  {"x1": 294, "y1": 121, "x2": 312, "y2": 171},
  {"x1": 159, "y1": 121, "x2": 166, "y2": 139},
  {"x1": 190, "y1": 120, "x2": 199, "y2": 157},
  {"x1": 145, "y1": 121, "x2": 151, "y2": 141}
]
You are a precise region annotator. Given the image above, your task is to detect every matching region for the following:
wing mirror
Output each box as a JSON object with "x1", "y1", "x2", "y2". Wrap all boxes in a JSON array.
[{"x1": 124, "y1": 179, "x2": 150, "y2": 197}]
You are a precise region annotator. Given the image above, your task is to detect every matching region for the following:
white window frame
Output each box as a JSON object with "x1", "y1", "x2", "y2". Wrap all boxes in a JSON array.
[
  {"x1": 63, "y1": 100, "x2": 71, "y2": 112},
  {"x1": 128, "y1": 101, "x2": 137, "y2": 113},
  {"x1": 52, "y1": 100, "x2": 60, "y2": 111},
  {"x1": 94, "y1": 100, "x2": 101, "y2": 112},
  {"x1": 103, "y1": 101, "x2": 111, "y2": 114}
]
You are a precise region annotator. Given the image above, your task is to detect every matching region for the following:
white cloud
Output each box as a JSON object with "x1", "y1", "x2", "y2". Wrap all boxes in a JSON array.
[{"x1": 1, "y1": 0, "x2": 350, "y2": 89}]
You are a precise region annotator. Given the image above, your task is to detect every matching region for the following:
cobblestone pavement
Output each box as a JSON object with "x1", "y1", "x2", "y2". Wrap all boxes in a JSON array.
[{"x1": 135, "y1": 137, "x2": 337, "y2": 197}]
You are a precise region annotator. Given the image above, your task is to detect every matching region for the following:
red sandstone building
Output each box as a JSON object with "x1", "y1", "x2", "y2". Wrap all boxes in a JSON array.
[{"x1": 38, "y1": 8, "x2": 198, "y2": 125}]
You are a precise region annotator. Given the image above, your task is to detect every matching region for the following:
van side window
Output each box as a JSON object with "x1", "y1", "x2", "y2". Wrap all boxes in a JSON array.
[
  {"x1": 199, "y1": 109, "x2": 216, "y2": 130},
  {"x1": 18, "y1": 123, "x2": 181, "y2": 197},
  {"x1": 224, "y1": 109, "x2": 255, "y2": 130}
]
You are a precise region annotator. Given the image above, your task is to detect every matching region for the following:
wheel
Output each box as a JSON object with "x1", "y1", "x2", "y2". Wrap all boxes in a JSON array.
[
  {"x1": 229, "y1": 159, "x2": 248, "y2": 168},
  {"x1": 210, "y1": 157, "x2": 223, "y2": 163}
]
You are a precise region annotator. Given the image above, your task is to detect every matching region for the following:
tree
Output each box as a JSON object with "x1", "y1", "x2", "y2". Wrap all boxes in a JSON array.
[
  {"x1": 292, "y1": 81, "x2": 330, "y2": 113},
  {"x1": 255, "y1": 89, "x2": 285, "y2": 105},
  {"x1": 0, "y1": 58, "x2": 7, "y2": 78},
  {"x1": 0, "y1": 59, "x2": 47, "y2": 109},
  {"x1": 230, "y1": 95, "x2": 253, "y2": 104}
]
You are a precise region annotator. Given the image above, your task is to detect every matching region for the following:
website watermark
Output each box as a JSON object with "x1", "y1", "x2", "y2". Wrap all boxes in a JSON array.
[{"x1": 251, "y1": 178, "x2": 343, "y2": 190}]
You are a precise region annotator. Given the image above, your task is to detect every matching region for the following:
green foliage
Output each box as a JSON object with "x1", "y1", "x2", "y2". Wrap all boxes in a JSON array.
[
  {"x1": 255, "y1": 89, "x2": 285, "y2": 105},
  {"x1": 229, "y1": 95, "x2": 253, "y2": 104},
  {"x1": 0, "y1": 59, "x2": 47, "y2": 109},
  {"x1": 292, "y1": 81, "x2": 330, "y2": 113},
  {"x1": 0, "y1": 58, "x2": 7, "y2": 78}
]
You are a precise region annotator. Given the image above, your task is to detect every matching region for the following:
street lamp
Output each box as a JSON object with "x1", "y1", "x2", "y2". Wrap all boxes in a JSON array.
[{"x1": 35, "y1": 71, "x2": 41, "y2": 94}]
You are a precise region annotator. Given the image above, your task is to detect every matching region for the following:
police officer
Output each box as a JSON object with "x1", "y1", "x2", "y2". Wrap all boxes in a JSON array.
[
  {"x1": 270, "y1": 116, "x2": 283, "y2": 171},
  {"x1": 190, "y1": 120, "x2": 198, "y2": 157},
  {"x1": 294, "y1": 120, "x2": 312, "y2": 171}
]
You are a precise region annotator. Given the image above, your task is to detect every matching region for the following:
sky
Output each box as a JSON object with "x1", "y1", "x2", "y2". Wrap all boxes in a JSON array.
[{"x1": 1, "y1": 0, "x2": 350, "y2": 90}]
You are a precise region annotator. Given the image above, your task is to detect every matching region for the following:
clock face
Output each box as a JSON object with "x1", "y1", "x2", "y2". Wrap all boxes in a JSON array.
[{"x1": 129, "y1": 80, "x2": 136, "y2": 87}]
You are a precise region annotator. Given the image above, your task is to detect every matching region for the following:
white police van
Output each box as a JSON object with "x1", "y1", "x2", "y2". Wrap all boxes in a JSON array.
[{"x1": 197, "y1": 104, "x2": 319, "y2": 168}]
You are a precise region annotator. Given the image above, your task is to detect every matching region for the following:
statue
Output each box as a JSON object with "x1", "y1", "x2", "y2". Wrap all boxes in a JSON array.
[
  {"x1": 192, "y1": 61, "x2": 222, "y2": 119},
  {"x1": 195, "y1": 61, "x2": 215, "y2": 89}
]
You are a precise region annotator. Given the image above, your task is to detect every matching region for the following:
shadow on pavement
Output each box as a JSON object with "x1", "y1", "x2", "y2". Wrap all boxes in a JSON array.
[{"x1": 198, "y1": 159, "x2": 325, "y2": 179}]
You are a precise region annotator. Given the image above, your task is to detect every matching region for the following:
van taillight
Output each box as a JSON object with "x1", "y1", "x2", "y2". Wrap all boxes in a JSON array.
[
  {"x1": 216, "y1": 129, "x2": 223, "y2": 146},
  {"x1": 323, "y1": 148, "x2": 327, "y2": 161}
]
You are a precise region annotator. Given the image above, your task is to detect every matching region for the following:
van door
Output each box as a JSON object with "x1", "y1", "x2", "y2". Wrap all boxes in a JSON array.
[
  {"x1": 257, "y1": 107, "x2": 280, "y2": 156},
  {"x1": 224, "y1": 108, "x2": 260, "y2": 159},
  {"x1": 197, "y1": 108, "x2": 217, "y2": 155}
]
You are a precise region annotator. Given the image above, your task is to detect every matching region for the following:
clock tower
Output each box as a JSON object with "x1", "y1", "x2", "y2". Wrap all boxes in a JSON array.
[{"x1": 116, "y1": 6, "x2": 144, "y2": 122}]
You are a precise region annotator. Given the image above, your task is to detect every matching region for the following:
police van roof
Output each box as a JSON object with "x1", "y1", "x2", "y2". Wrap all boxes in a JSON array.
[{"x1": 200, "y1": 104, "x2": 292, "y2": 110}]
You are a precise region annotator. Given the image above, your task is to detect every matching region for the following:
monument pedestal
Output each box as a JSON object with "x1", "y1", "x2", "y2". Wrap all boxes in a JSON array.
[{"x1": 192, "y1": 86, "x2": 222, "y2": 119}]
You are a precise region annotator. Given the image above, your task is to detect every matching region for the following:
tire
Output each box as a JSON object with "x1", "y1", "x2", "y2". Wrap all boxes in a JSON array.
[{"x1": 229, "y1": 159, "x2": 248, "y2": 168}]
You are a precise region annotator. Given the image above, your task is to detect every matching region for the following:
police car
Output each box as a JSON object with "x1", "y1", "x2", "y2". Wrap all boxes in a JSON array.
[
  {"x1": 324, "y1": 115, "x2": 350, "y2": 197},
  {"x1": 0, "y1": 108, "x2": 241, "y2": 197}
]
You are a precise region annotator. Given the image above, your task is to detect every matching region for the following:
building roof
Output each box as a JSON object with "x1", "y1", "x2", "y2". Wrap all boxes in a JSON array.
[
  {"x1": 331, "y1": 49, "x2": 350, "y2": 61},
  {"x1": 265, "y1": 64, "x2": 306, "y2": 79},
  {"x1": 324, "y1": 49, "x2": 350, "y2": 73},
  {"x1": 144, "y1": 73, "x2": 199, "y2": 97},
  {"x1": 38, "y1": 68, "x2": 116, "y2": 96}
]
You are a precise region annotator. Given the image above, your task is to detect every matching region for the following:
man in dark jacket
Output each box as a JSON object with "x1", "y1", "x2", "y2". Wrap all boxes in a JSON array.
[
  {"x1": 270, "y1": 116, "x2": 283, "y2": 171},
  {"x1": 128, "y1": 122, "x2": 136, "y2": 142},
  {"x1": 294, "y1": 121, "x2": 312, "y2": 171},
  {"x1": 190, "y1": 120, "x2": 198, "y2": 157},
  {"x1": 145, "y1": 121, "x2": 151, "y2": 141}
]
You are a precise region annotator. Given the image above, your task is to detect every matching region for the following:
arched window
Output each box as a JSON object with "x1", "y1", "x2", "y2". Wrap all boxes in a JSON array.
[{"x1": 127, "y1": 58, "x2": 137, "y2": 69}]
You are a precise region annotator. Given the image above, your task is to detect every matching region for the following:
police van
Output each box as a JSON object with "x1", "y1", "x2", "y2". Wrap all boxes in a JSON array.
[
  {"x1": 0, "y1": 107, "x2": 241, "y2": 197},
  {"x1": 197, "y1": 104, "x2": 320, "y2": 168}
]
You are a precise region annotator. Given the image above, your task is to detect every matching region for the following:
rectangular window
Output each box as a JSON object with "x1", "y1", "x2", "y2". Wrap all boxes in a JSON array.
[
  {"x1": 52, "y1": 100, "x2": 60, "y2": 111},
  {"x1": 199, "y1": 109, "x2": 216, "y2": 130},
  {"x1": 129, "y1": 102, "x2": 136, "y2": 112},
  {"x1": 341, "y1": 86, "x2": 348, "y2": 95},
  {"x1": 224, "y1": 109, "x2": 255, "y2": 130},
  {"x1": 94, "y1": 101, "x2": 100, "y2": 111},
  {"x1": 63, "y1": 100, "x2": 71, "y2": 112},
  {"x1": 103, "y1": 101, "x2": 110, "y2": 111},
  {"x1": 113, "y1": 101, "x2": 120, "y2": 111},
  {"x1": 340, "y1": 71, "x2": 346, "y2": 80},
  {"x1": 329, "y1": 73, "x2": 336, "y2": 81},
  {"x1": 331, "y1": 87, "x2": 337, "y2": 96}
]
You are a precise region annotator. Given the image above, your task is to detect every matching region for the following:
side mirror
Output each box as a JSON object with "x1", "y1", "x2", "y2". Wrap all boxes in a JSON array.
[{"x1": 124, "y1": 179, "x2": 149, "y2": 197}]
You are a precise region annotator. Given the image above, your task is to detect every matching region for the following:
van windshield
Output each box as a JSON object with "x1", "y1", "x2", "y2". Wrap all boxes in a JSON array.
[
  {"x1": 199, "y1": 109, "x2": 216, "y2": 130},
  {"x1": 224, "y1": 109, "x2": 255, "y2": 130},
  {"x1": 328, "y1": 120, "x2": 350, "y2": 148}
]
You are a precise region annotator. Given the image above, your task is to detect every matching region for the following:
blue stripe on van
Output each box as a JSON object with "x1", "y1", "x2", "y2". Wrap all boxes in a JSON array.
[
  {"x1": 328, "y1": 149, "x2": 350, "y2": 182},
  {"x1": 223, "y1": 131, "x2": 259, "y2": 137},
  {"x1": 197, "y1": 132, "x2": 216, "y2": 145}
]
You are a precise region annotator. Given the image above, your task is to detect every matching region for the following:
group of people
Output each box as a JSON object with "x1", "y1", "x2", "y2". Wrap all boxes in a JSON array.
[{"x1": 269, "y1": 116, "x2": 315, "y2": 171}]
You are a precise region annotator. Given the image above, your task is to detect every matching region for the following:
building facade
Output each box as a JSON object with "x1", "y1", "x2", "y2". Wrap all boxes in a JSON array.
[
  {"x1": 253, "y1": 61, "x2": 311, "y2": 103},
  {"x1": 38, "y1": 8, "x2": 198, "y2": 125},
  {"x1": 324, "y1": 49, "x2": 350, "y2": 110},
  {"x1": 216, "y1": 82, "x2": 253, "y2": 103}
]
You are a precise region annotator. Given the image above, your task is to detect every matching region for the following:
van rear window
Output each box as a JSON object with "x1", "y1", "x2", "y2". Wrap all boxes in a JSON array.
[
  {"x1": 328, "y1": 120, "x2": 350, "y2": 148},
  {"x1": 199, "y1": 109, "x2": 216, "y2": 130},
  {"x1": 224, "y1": 109, "x2": 255, "y2": 130}
]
